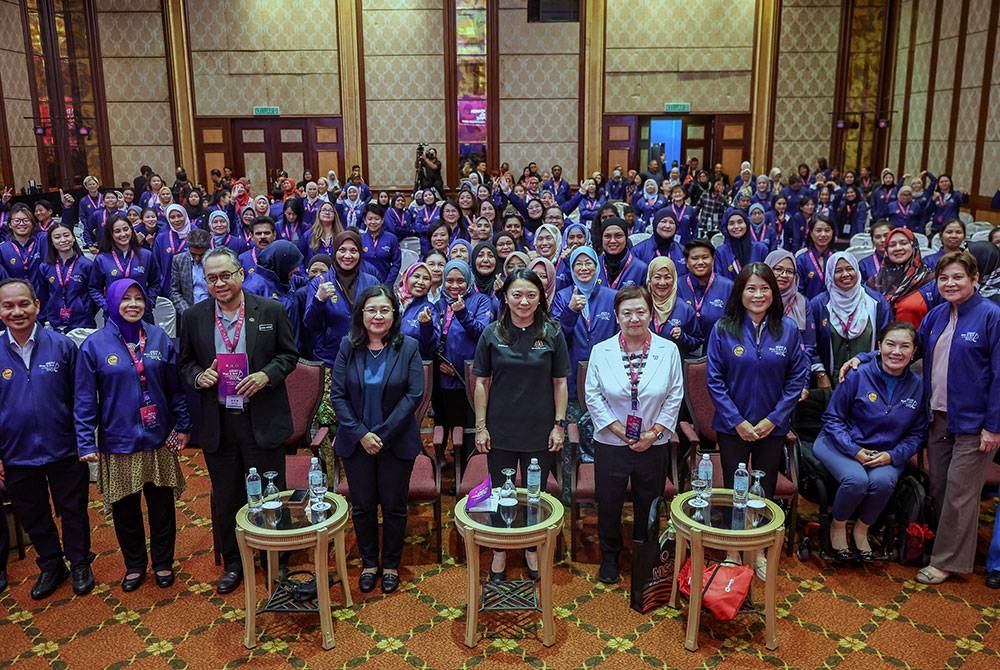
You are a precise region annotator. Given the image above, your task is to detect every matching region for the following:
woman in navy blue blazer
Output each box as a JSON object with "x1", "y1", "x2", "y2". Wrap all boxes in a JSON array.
[{"x1": 330, "y1": 285, "x2": 424, "y2": 595}]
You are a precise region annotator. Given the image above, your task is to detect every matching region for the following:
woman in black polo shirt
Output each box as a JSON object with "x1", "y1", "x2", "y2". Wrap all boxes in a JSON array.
[{"x1": 473, "y1": 269, "x2": 570, "y2": 582}]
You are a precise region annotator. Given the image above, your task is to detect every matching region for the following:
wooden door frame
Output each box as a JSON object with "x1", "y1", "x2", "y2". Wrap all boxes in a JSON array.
[{"x1": 601, "y1": 115, "x2": 639, "y2": 176}]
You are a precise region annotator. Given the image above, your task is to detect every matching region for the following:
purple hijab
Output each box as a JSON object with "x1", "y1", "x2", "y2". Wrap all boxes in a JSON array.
[{"x1": 106, "y1": 278, "x2": 146, "y2": 343}]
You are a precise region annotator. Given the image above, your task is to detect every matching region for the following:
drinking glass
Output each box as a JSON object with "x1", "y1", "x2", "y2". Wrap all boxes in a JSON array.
[
  {"x1": 498, "y1": 498, "x2": 518, "y2": 527},
  {"x1": 689, "y1": 479, "x2": 709, "y2": 508},
  {"x1": 310, "y1": 472, "x2": 330, "y2": 513},
  {"x1": 263, "y1": 471, "x2": 280, "y2": 499},
  {"x1": 500, "y1": 468, "x2": 516, "y2": 498}
]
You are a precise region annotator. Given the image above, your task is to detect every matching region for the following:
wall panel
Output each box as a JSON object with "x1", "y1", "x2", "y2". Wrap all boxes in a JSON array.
[{"x1": 0, "y1": 0, "x2": 39, "y2": 187}]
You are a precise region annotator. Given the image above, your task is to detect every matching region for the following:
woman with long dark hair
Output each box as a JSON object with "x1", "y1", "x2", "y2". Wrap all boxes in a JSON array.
[
  {"x1": 90, "y1": 214, "x2": 159, "y2": 318},
  {"x1": 473, "y1": 270, "x2": 569, "y2": 581},
  {"x1": 331, "y1": 285, "x2": 424, "y2": 594},
  {"x1": 38, "y1": 221, "x2": 96, "y2": 331},
  {"x1": 795, "y1": 216, "x2": 836, "y2": 299}
]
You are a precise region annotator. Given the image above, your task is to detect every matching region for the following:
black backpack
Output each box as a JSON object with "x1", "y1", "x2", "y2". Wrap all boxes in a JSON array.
[{"x1": 887, "y1": 469, "x2": 935, "y2": 566}]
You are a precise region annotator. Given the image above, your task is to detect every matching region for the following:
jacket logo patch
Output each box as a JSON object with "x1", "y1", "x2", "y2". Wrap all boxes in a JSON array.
[
  {"x1": 960, "y1": 331, "x2": 980, "y2": 343},
  {"x1": 259, "y1": 323, "x2": 273, "y2": 331},
  {"x1": 38, "y1": 361, "x2": 61, "y2": 373},
  {"x1": 867, "y1": 392, "x2": 878, "y2": 402},
  {"x1": 1, "y1": 368, "x2": 12, "y2": 380},
  {"x1": 107, "y1": 354, "x2": 119, "y2": 366},
  {"x1": 733, "y1": 345, "x2": 745, "y2": 357},
  {"x1": 769, "y1": 345, "x2": 787, "y2": 357},
  {"x1": 900, "y1": 398, "x2": 918, "y2": 409}
]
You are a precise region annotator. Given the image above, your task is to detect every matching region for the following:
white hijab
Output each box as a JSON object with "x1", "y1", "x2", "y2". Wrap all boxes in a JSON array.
[{"x1": 824, "y1": 251, "x2": 876, "y2": 340}]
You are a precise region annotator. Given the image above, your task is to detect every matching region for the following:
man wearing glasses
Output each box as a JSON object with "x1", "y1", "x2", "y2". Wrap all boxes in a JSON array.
[{"x1": 178, "y1": 247, "x2": 298, "y2": 594}]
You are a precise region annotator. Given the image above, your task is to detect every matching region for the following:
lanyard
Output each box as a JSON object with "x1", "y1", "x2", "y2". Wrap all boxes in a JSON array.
[
  {"x1": 112, "y1": 250, "x2": 135, "y2": 277},
  {"x1": 423, "y1": 205, "x2": 439, "y2": 222},
  {"x1": 211, "y1": 235, "x2": 231, "y2": 249},
  {"x1": 122, "y1": 329, "x2": 149, "y2": 391},
  {"x1": 672, "y1": 204, "x2": 687, "y2": 222},
  {"x1": 11, "y1": 239, "x2": 36, "y2": 268},
  {"x1": 835, "y1": 306, "x2": 858, "y2": 335},
  {"x1": 872, "y1": 252, "x2": 882, "y2": 274},
  {"x1": 687, "y1": 273, "x2": 715, "y2": 317},
  {"x1": 607, "y1": 254, "x2": 633, "y2": 290},
  {"x1": 55, "y1": 255, "x2": 78, "y2": 289},
  {"x1": 170, "y1": 230, "x2": 187, "y2": 253},
  {"x1": 85, "y1": 194, "x2": 100, "y2": 212},
  {"x1": 215, "y1": 303, "x2": 245, "y2": 353},
  {"x1": 619, "y1": 332, "x2": 651, "y2": 410},
  {"x1": 898, "y1": 202, "x2": 910, "y2": 218},
  {"x1": 807, "y1": 249, "x2": 825, "y2": 281},
  {"x1": 749, "y1": 223, "x2": 764, "y2": 243}
]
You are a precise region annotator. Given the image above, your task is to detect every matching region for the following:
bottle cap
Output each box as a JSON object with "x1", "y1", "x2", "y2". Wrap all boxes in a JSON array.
[
  {"x1": 249, "y1": 467, "x2": 257, "y2": 475},
  {"x1": 530, "y1": 458, "x2": 538, "y2": 464},
  {"x1": 311, "y1": 456, "x2": 319, "y2": 464},
  {"x1": 738, "y1": 462, "x2": 746, "y2": 468}
]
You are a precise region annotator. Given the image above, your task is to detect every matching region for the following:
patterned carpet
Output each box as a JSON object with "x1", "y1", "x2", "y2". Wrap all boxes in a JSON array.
[{"x1": 2, "y1": 449, "x2": 1000, "y2": 670}]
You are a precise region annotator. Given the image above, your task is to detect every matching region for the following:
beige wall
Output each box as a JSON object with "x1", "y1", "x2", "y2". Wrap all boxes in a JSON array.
[
  {"x1": 96, "y1": 0, "x2": 176, "y2": 186},
  {"x1": 0, "y1": 0, "x2": 40, "y2": 188},
  {"x1": 604, "y1": 0, "x2": 755, "y2": 116},
  {"x1": 887, "y1": 0, "x2": 999, "y2": 201},
  {"x1": 498, "y1": 0, "x2": 580, "y2": 181},
  {"x1": 186, "y1": 0, "x2": 341, "y2": 118},
  {"x1": 361, "y1": 0, "x2": 447, "y2": 189},
  {"x1": 770, "y1": 0, "x2": 843, "y2": 172}
]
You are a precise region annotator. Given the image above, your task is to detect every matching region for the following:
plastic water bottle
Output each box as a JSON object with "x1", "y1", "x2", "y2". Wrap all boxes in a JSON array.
[
  {"x1": 526, "y1": 458, "x2": 541, "y2": 503},
  {"x1": 307, "y1": 456, "x2": 323, "y2": 500},
  {"x1": 246, "y1": 467, "x2": 263, "y2": 513},
  {"x1": 733, "y1": 462, "x2": 750, "y2": 508},
  {"x1": 697, "y1": 453, "x2": 714, "y2": 497}
]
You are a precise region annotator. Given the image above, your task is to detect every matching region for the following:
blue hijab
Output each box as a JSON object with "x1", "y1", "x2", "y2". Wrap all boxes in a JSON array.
[
  {"x1": 106, "y1": 278, "x2": 146, "y2": 343},
  {"x1": 442, "y1": 258, "x2": 474, "y2": 303},
  {"x1": 569, "y1": 246, "x2": 600, "y2": 318}
]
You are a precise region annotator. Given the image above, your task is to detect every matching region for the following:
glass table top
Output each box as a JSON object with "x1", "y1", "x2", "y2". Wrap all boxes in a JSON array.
[
  {"x1": 465, "y1": 492, "x2": 556, "y2": 530},
  {"x1": 680, "y1": 493, "x2": 774, "y2": 531},
  {"x1": 243, "y1": 492, "x2": 341, "y2": 531}
]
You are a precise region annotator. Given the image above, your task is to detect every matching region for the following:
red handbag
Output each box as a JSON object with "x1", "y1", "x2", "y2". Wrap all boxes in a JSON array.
[{"x1": 677, "y1": 558, "x2": 753, "y2": 621}]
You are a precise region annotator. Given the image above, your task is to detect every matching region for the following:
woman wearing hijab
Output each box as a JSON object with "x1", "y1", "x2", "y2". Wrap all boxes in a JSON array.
[
  {"x1": 967, "y1": 241, "x2": 1000, "y2": 306},
  {"x1": 448, "y1": 238, "x2": 473, "y2": 264},
  {"x1": 598, "y1": 218, "x2": 648, "y2": 289},
  {"x1": 551, "y1": 246, "x2": 620, "y2": 460},
  {"x1": 336, "y1": 185, "x2": 366, "y2": 230},
  {"x1": 471, "y1": 241, "x2": 501, "y2": 299},
  {"x1": 632, "y1": 208, "x2": 687, "y2": 273},
  {"x1": 152, "y1": 203, "x2": 192, "y2": 296},
  {"x1": 207, "y1": 210, "x2": 246, "y2": 255},
  {"x1": 646, "y1": 257, "x2": 702, "y2": 357},
  {"x1": 631, "y1": 178, "x2": 668, "y2": 233},
  {"x1": 396, "y1": 261, "x2": 440, "y2": 359},
  {"x1": 795, "y1": 216, "x2": 836, "y2": 299},
  {"x1": 90, "y1": 214, "x2": 160, "y2": 319},
  {"x1": 808, "y1": 251, "x2": 891, "y2": 385},
  {"x1": 868, "y1": 228, "x2": 937, "y2": 327},
  {"x1": 764, "y1": 248, "x2": 814, "y2": 363},
  {"x1": 183, "y1": 189, "x2": 206, "y2": 229},
  {"x1": 76, "y1": 279, "x2": 189, "y2": 591},
  {"x1": 528, "y1": 256, "x2": 557, "y2": 311},
  {"x1": 715, "y1": 211, "x2": 769, "y2": 281},
  {"x1": 503, "y1": 250, "x2": 530, "y2": 277},
  {"x1": 431, "y1": 259, "x2": 493, "y2": 472},
  {"x1": 244, "y1": 239, "x2": 305, "y2": 303},
  {"x1": 747, "y1": 203, "x2": 778, "y2": 252}
]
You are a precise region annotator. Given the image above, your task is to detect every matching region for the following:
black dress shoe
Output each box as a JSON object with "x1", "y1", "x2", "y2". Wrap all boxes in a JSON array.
[
  {"x1": 359, "y1": 570, "x2": 379, "y2": 593},
  {"x1": 0, "y1": 569, "x2": 8, "y2": 592},
  {"x1": 155, "y1": 570, "x2": 175, "y2": 588},
  {"x1": 381, "y1": 572, "x2": 400, "y2": 594},
  {"x1": 31, "y1": 564, "x2": 69, "y2": 600},
  {"x1": 858, "y1": 549, "x2": 875, "y2": 562},
  {"x1": 71, "y1": 564, "x2": 95, "y2": 595},
  {"x1": 216, "y1": 571, "x2": 242, "y2": 594},
  {"x1": 598, "y1": 557, "x2": 620, "y2": 584},
  {"x1": 122, "y1": 571, "x2": 146, "y2": 592},
  {"x1": 832, "y1": 547, "x2": 858, "y2": 562},
  {"x1": 986, "y1": 571, "x2": 1000, "y2": 589},
  {"x1": 526, "y1": 567, "x2": 540, "y2": 581},
  {"x1": 489, "y1": 570, "x2": 506, "y2": 584}
]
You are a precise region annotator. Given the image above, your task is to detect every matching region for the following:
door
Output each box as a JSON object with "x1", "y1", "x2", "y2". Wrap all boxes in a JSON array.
[{"x1": 602, "y1": 115, "x2": 638, "y2": 177}]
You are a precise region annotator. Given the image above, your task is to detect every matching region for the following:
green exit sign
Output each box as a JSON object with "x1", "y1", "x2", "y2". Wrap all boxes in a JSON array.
[
  {"x1": 253, "y1": 106, "x2": 280, "y2": 116},
  {"x1": 664, "y1": 103, "x2": 691, "y2": 113}
]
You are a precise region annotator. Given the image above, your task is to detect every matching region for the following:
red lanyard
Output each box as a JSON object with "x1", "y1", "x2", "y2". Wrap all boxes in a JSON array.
[
  {"x1": 55, "y1": 255, "x2": 78, "y2": 289},
  {"x1": 835, "y1": 307, "x2": 858, "y2": 335},
  {"x1": 749, "y1": 223, "x2": 764, "y2": 243},
  {"x1": 606, "y1": 254, "x2": 633, "y2": 289},
  {"x1": 619, "y1": 332, "x2": 651, "y2": 410},
  {"x1": 442, "y1": 304, "x2": 457, "y2": 335},
  {"x1": 215, "y1": 303, "x2": 245, "y2": 353},
  {"x1": 672, "y1": 204, "x2": 687, "y2": 222},
  {"x1": 122, "y1": 329, "x2": 148, "y2": 389},
  {"x1": 112, "y1": 250, "x2": 135, "y2": 277},
  {"x1": 872, "y1": 252, "x2": 882, "y2": 274},
  {"x1": 85, "y1": 194, "x2": 100, "y2": 212},
  {"x1": 170, "y1": 230, "x2": 187, "y2": 253},
  {"x1": 11, "y1": 239, "x2": 36, "y2": 268},
  {"x1": 687, "y1": 274, "x2": 715, "y2": 317},
  {"x1": 807, "y1": 249, "x2": 826, "y2": 281},
  {"x1": 423, "y1": 205, "x2": 439, "y2": 222},
  {"x1": 898, "y1": 202, "x2": 910, "y2": 218}
]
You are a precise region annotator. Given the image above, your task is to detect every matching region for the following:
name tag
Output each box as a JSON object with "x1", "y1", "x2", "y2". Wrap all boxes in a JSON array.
[{"x1": 258, "y1": 323, "x2": 273, "y2": 331}]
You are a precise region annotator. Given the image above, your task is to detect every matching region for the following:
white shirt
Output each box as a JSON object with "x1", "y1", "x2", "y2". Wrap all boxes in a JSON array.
[
  {"x1": 585, "y1": 333, "x2": 684, "y2": 446},
  {"x1": 7, "y1": 323, "x2": 38, "y2": 369}
]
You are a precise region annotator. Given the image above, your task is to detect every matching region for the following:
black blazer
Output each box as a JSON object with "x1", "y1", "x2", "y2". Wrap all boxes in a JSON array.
[
  {"x1": 330, "y1": 334, "x2": 423, "y2": 459},
  {"x1": 178, "y1": 291, "x2": 299, "y2": 453}
]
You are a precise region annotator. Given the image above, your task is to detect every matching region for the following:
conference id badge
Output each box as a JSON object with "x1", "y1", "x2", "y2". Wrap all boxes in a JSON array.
[
  {"x1": 217, "y1": 352, "x2": 249, "y2": 410},
  {"x1": 139, "y1": 403, "x2": 160, "y2": 431},
  {"x1": 225, "y1": 394, "x2": 245, "y2": 410},
  {"x1": 59, "y1": 307, "x2": 72, "y2": 321},
  {"x1": 625, "y1": 413, "x2": 643, "y2": 442}
]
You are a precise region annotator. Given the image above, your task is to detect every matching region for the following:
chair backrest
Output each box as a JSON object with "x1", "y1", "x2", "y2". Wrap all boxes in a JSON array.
[
  {"x1": 415, "y1": 361, "x2": 433, "y2": 421},
  {"x1": 283, "y1": 359, "x2": 324, "y2": 446},
  {"x1": 970, "y1": 230, "x2": 990, "y2": 242},
  {"x1": 914, "y1": 232, "x2": 929, "y2": 249},
  {"x1": 682, "y1": 356, "x2": 717, "y2": 444},
  {"x1": 850, "y1": 233, "x2": 873, "y2": 248},
  {"x1": 153, "y1": 296, "x2": 177, "y2": 338},
  {"x1": 629, "y1": 232, "x2": 651, "y2": 247},
  {"x1": 464, "y1": 359, "x2": 487, "y2": 408},
  {"x1": 710, "y1": 232, "x2": 724, "y2": 248},
  {"x1": 930, "y1": 234, "x2": 943, "y2": 250},
  {"x1": 577, "y1": 360, "x2": 589, "y2": 414},
  {"x1": 399, "y1": 247, "x2": 419, "y2": 283},
  {"x1": 958, "y1": 212, "x2": 974, "y2": 226},
  {"x1": 399, "y1": 237, "x2": 422, "y2": 255},
  {"x1": 847, "y1": 246, "x2": 874, "y2": 263}
]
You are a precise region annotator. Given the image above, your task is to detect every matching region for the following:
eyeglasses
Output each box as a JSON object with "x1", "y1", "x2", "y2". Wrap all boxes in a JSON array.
[
  {"x1": 206, "y1": 270, "x2": 241, "y2": 284},
  {"x1": 363, "y1": 307, "x2": 393, "y2": 317},
  {"x1": 10, "y1": 217, "x2": 32, "y2": 224},
  {"x1": 771, "y1": 267, "x2": 795, "y2": 277}
]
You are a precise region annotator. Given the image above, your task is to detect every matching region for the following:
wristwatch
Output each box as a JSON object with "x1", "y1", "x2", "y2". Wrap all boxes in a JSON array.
[
  {"x1": 654, "y1": 429, "x2": 665, "y2": 441},
  {"x1": 555, "y1": 418, "x2": 569, "y2": 428}
]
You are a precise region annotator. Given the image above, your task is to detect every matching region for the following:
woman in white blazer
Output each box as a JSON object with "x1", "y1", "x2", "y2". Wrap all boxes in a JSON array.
[{"x1": 585, "y1": 285, "x2": 684, "y2": 584}]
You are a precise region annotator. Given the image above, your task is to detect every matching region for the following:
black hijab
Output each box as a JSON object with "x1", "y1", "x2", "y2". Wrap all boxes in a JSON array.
[{"x1": 471, "y1": 241, "x2": 499, "y2": 294}]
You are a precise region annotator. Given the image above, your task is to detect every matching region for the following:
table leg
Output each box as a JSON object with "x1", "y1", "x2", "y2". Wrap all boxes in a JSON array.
[
  {"x1": 684, "y1": 529, "x2": 704, "y2": 652},
  {"x1": 461, "y1": 526, "x2": 480, "y2": 648},
  {"x1": 266, "y1": 550, "x2": 277, "y2": 597},
  {"x1": 333, "y1": 527, "x2": 353, "y2": 607},
  {"x1": 764, "y1": 529, "x2": 783, "y2": 651},
  {"x1": 236, "y1": 528, "x2": 258, "y2": 649},
  {"x1": 540, "y1": 527, "x2": 557, "y2": 647},
  {"x1": 669, "y1": 532, "x2": 687, "y2": 609},
  {"x1": 315, "y1": 530, "x2": 336, "y2": 650}
]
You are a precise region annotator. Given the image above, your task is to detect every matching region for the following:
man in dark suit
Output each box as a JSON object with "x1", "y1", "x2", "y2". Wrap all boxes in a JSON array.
[
  {"x1": 178, "y1": 247, "x2": 298, "y2": 594},
  {"x1": 169, "y1": 228, "x2": 210, "y2": 315}
]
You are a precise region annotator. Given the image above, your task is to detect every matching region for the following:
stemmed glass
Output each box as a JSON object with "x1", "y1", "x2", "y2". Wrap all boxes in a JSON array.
[
  {"x1": 689, "y1": 479, "x2": 709, "y2": 508},
  {"x1": 748, "y1": 470, "x2": 767, "y2": 526},
  {"x1": 263, "y1": 471, "x2": 280, "y2": 499},
  {"x1": 498, "y1": 468, "x2": 518, "y2": 527},
  {"x1": 310, "y1": 471, "x2": 331, "y2": 513}
]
